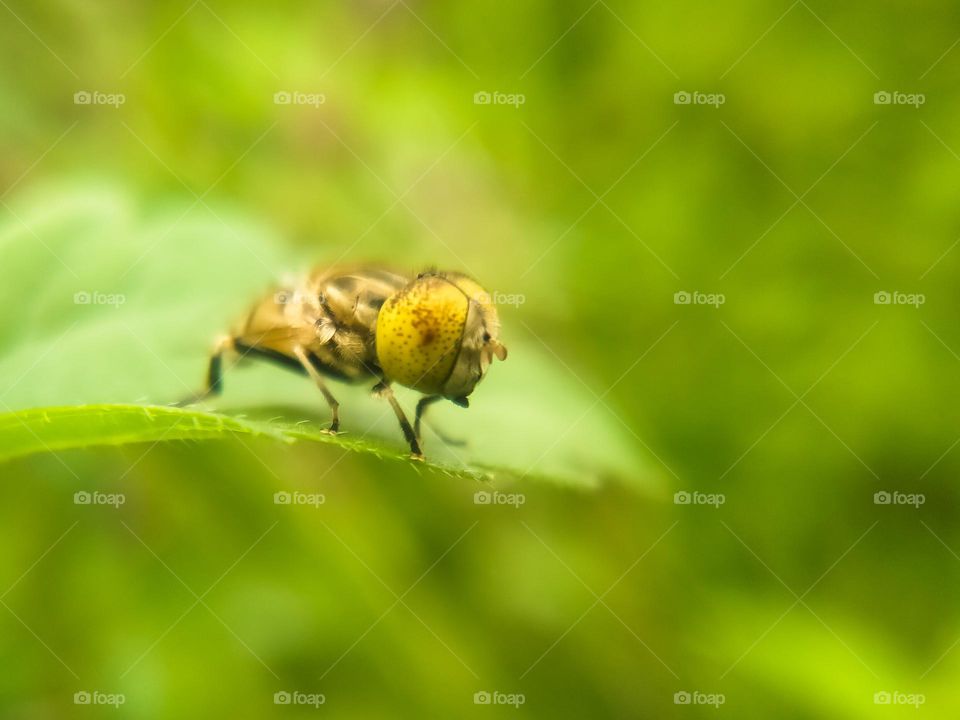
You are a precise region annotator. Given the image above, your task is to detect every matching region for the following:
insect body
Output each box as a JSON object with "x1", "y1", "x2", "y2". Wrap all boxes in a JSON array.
[{"x1": 182, "y1": 265, "x2": 508, "y2": 459}]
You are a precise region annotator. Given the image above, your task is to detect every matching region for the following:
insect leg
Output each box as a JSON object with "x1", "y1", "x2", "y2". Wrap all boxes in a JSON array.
[
  {"x1": 176, "y1": 336, "x2": 233, "y2": 406},
  {"x1": 373, "y1": 381, "x2": 423, "y2": 459},
  {"x1": 414, "y1": 395, "x2": 468, "y2": 448},
  {"x1": 414, "y1": 395, "x2": 442, "y2": 441},
  {"x1": 414, "y1": 395, "x2": 443, "y2": 444},
  {"x1": 293, "y1": 346, "x2": 341, "y2": 433}
]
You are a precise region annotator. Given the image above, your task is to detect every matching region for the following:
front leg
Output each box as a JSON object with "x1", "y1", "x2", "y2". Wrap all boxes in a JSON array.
[
  {"x1": 373, "y1": 381, "x2": 423, "y2": 459},
  {"x1": 293, "y1": 346, "x2": 341, "y2": 434},
  {"x1": 415, "y1": 395, "x2": 468, "y2": 448}
]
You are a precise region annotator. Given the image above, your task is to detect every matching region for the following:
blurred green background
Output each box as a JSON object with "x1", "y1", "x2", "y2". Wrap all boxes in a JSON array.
[{"x1": 1, "y1": 0, "x2": 959, "y2": 717}]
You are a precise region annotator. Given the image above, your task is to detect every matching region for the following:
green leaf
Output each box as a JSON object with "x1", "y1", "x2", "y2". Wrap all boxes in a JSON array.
[
  {"x1": 0, "y1": 403, "x2": 580, "y2": 484},
  {"x1": 0, "y1": 403, "x2": 411, "y2": 465},
  {"x1": 0, "y1": 185, "x2": 659, "y2": 491}
]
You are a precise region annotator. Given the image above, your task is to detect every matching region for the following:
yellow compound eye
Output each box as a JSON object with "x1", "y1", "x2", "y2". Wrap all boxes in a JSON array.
[{"x1": 375, "y1": 276, "x2": 468, "y2": 395}]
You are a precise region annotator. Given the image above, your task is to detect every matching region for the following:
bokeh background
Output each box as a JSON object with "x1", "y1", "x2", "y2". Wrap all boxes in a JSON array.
[{"x1": 1, "y1": 0, "x2": 959, "y2": 717}]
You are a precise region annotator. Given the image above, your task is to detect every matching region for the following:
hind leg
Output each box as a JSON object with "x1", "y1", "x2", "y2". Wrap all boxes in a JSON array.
[{"x1": 176, "y1": 336, "x2": 233, "y2": 406}]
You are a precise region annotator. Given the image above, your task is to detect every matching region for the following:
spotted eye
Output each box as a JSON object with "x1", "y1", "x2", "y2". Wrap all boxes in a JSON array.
[
  {"x1": 482, "y1": 331, "x2": 491, "y2": 343},
  {"x1": 375, "y1": 276, "x2": 469, "y2": 395}
]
